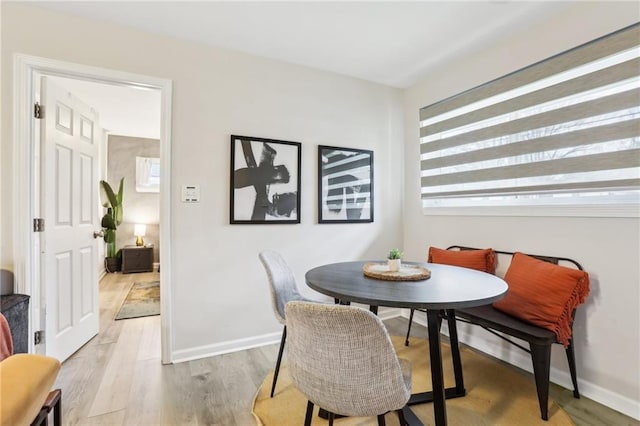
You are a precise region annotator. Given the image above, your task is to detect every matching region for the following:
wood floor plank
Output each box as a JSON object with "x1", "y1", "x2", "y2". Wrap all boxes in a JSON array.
[
  {"x1": 87, "y1": 317, "x2": 145, "y2": 416},
  {"x1": 137, "y1": 315, "x2": 161, "y2": 361},
  {"x1": 160, "y1": 361, "x2": 201, "y2": 425},
  {"x1": 121, "y1": 358, "x2": 164, "y2": 425},
  {"x1": 80, "y1": 409, "x2": 126, "y2": 425},
  {"x1": 54, "y1": 341, "x2": 116, "y2": 424}
]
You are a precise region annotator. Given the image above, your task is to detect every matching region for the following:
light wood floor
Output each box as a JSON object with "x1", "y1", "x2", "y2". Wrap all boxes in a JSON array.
[{"x1": 54, "y1": 272, "x2": 638, "y2": 425}]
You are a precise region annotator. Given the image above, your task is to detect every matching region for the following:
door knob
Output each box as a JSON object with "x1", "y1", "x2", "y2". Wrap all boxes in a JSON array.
[{"x1": 93, "y1": 230, "x2": 104, "y2": 239}]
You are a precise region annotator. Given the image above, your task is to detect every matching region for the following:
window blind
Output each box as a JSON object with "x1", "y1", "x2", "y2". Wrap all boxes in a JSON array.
[{"x1": 419, "y1": 24, "x2": 640, "y2": 211}]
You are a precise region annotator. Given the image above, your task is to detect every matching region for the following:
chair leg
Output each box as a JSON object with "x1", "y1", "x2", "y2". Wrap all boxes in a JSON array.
[
  {"x1": 396, "y1": 408, "x2": 407, "y2": 425},
  {"x1": 377, "y1": 413, "x2": 386, "y2": 426},
  {"x1": 565, "y1": 338, "x2": 580, "y2": 398},
  {"x1": 31, "y1": 389, "x2": 62, "y2": 426},
  {"x1": 47, "y1": 389, "x2": 61, "y2": 426},
  {"x1": 29, "y1": 409, "x2": 48, "y2": 426},
  {"x1": 270, "y1": 326, "x2": 287, "y2": 398},
  {"x1": 405, "y1": 309, "x2": 415, "y2": 346},
  {"x1": 53, "y1": 393, "x2": 61, "y2": 426},
  {"x1": 328, "y1": 411, "x2": 335, "y2": 426},
  {"x1": 530, "y1": 343, "x2": 552, "y2": 421},
  {"x1": 304, "y1": 400, "x2": 314, "y2": 426}
]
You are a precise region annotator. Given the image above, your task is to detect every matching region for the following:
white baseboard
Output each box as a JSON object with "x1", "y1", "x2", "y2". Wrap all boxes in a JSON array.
[
  {"x1": 171, "y1": 307, "x2": 404, "y2": 364},
  {"x1": 172, "y1": 331, "x2": 283, "y2": 364},
  {"x1": 378, "y1": 307, "x2": 404, "y2": 320},
  {"x1": 401, "y1": 310, "x2": 640, "y2": 420}
]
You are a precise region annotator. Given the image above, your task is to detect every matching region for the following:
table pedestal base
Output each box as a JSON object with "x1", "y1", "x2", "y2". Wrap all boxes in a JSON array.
[{"x1": 408, "y1": 386, "x2": 466, "y2": 405}]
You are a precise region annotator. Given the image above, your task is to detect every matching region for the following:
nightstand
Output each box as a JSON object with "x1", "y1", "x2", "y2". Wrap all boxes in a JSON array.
[{"x1": 121, "y1": 246, "x2": 154, "y2": 273}]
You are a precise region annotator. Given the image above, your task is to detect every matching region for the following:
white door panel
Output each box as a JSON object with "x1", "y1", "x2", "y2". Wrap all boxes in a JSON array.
[{"x1": 42, "y1": 77, "x2": 100, "y2": 362}]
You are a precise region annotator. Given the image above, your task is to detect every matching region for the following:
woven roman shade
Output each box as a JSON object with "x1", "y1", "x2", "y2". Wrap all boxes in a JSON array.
[{"x1": 419, "y1": 24, "x2": 640, "y2": 209}]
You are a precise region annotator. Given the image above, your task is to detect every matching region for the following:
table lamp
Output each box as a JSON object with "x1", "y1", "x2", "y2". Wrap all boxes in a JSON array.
[{"x1": 134, "y1": 224, "x2": 146, "y2": 246}]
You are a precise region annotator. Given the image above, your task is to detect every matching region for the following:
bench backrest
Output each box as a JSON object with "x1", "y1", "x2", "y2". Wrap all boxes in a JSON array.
[{"x1": 447, "y1": 245, "x2": 584, "y2": 277}]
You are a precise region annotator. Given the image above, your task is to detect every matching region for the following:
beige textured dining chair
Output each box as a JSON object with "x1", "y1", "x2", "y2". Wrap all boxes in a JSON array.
[
  {"x1": 285, "y1": 301, "x2": 412, "y2": 426},
  {"x1": 258, "y1": 250, "x2": 322, "y2": 398}
]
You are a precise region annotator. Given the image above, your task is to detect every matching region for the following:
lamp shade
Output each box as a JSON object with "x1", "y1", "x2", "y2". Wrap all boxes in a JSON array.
[{"x1": 134, "y1": 224, "x2": 146, "y2": 237}]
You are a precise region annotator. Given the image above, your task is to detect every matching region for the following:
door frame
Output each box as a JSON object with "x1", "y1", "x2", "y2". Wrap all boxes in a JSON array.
[{"x1": 13, "y1": 54, "x2": 174, "y2": 363}]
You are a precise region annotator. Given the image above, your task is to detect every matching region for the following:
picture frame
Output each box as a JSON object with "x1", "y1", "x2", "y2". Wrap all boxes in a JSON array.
[
  {"x1": 230, "y1": 135, "x2": 301, "y2": 224},
  {"x1": 318, "y1": 145, "x2": 373, "y2": 223}
]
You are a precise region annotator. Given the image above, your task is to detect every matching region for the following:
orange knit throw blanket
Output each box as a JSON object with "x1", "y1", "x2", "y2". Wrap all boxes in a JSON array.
[{"x1": 0, "y1": 312, "x2": 13, "y2": 361}]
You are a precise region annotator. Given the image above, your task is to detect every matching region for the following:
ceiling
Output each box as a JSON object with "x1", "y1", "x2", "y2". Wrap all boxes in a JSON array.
[
  {"x1": 32, "y1": 1, "x2": 572, "y2": 139},
  {"x1": 49, "y1": 76, "x2": 162, "y2": 140}
]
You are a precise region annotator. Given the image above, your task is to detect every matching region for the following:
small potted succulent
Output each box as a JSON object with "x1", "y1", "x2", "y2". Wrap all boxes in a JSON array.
[{"x1": 387, "y1": 248, "x2": 403, "y2": 272}]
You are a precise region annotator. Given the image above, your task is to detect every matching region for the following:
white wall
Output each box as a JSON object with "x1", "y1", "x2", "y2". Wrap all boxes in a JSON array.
[
  {"x1": 1, "y1": 3, "x2": 404, "y2": 355},
  {"x1": 403, "y1": 2, "x2": 640, "y2": 418}
]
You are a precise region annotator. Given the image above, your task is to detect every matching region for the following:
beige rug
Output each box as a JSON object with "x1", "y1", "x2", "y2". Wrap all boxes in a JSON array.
[
  {"x1": 114, "y1": 281, "x2": 160, "y2": 320},
  {"x1": 252, "y1": 336, "x2": 573, "y2": 425}
]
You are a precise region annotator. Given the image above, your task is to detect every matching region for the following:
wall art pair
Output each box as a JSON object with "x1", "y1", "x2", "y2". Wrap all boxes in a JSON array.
[{"x1": 230, "y1": 135, "x2": 373, "y2": 224}]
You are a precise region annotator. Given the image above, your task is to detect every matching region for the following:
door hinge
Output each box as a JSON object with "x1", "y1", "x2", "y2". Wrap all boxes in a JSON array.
[
  {"x1": 34, "y1": 330, "x2": 45, "y2": 345},
  {"x1": 33, "y1": 218, "x2": 45, "y2": 232},
  {"x1": 34, "y1": 102, "x2": 43, "y2": 119}
]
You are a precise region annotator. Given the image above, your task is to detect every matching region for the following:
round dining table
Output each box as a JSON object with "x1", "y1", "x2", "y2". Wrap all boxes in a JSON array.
[{"x1": 305, "y1": 260, "x2": 508, "y2": 426}]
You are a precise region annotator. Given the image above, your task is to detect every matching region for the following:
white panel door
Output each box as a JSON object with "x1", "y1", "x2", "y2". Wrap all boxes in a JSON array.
[{"x1": 41, "y1": 77, "x2": 100, "y2": 361}]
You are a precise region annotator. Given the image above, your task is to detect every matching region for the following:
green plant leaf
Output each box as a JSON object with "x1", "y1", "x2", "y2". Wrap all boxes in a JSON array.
[
  {"x1": 116, "y1": 177, "x2": 124, "y2": 204},
  {"x1": 101, "y1": 214, "x2": 116, "y2": 230},
  {"x1": 100, "y1": 180, "x2": 117, "y2": 209},
  {"x1": 388, "y1": 248, "x2": 403, "y2": 259},
  {"x1": 113, "y1": 204, "x2": 123, "y2": 227}
]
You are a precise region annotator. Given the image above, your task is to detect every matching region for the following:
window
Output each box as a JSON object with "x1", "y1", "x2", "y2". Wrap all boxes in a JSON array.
[
  {"x1": 419, "y1": 24, "x2": 639, "y2": 217},
  {"x1": 135, "y1": 156, "x2": 160, "y2": 193}
]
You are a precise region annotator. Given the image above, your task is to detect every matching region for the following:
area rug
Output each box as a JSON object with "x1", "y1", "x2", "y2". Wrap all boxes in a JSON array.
[
  {"x1": 114, "y1": 281, "x2": 160, "y2": 320},
  {"x1": 252, "y1": 336, "x2": 573, "y2": 425}
]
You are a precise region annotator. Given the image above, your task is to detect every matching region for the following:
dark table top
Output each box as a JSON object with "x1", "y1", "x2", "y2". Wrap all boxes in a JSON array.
[{"x1": 305, "y1": 261, "x2": 507, "y2": 310}]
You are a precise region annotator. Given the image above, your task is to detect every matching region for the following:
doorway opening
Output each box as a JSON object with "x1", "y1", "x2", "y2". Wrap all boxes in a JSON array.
[{"x1": 13, "y1": 54, "x2": 173, "y2": 363}]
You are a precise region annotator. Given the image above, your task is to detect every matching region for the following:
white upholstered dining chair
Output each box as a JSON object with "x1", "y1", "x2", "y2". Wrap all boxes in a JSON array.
[
  {"x1": 258, "y1": 250, "x2": 323, "y2": 398},
  {"x1": 285, "y1": 301, "x2": 412, "y2": 426}
]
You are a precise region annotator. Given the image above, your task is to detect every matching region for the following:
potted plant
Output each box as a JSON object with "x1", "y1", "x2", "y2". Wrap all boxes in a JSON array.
[
  {"x1": 100, "y1": 178, "x2": 124, "y2": 272},
  {"x1": 387, "y1": 248, "x2": 403, "y2": 272}
]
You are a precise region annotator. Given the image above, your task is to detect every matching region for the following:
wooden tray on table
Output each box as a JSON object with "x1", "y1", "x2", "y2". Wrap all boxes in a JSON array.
[{"x1": 362, "y1": 263, "x2": 431, "y2": 281}]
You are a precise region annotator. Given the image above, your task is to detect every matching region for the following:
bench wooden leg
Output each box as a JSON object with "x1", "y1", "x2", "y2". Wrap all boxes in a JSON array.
[
  {"x1": 565, "y1": 339, "x2": 580, "y2": 398},
  {"x1": 530, "y1": 344, "x2": 551, "y2": 421}
]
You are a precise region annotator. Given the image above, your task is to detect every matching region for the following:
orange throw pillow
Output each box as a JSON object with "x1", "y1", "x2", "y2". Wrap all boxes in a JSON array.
[
  {"x1": 493, "y1": 252, "x2": 590, "y2": 347},
  {"x1": 428, "y1": 246, "x2": 496, "y2": 274}
]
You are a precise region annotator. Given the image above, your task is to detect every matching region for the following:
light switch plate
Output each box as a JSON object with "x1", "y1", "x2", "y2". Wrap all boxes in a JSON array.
[{"x1": 181, "y1": 185, "x2": 200, "y2": 202}]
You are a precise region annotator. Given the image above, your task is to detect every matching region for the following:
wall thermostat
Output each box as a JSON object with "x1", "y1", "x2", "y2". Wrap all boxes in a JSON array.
[{"x1": 181, "y1": 185, "x2": 200, "y2": 203}]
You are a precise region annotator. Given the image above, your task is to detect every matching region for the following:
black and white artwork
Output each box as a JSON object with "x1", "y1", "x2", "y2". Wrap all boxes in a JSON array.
[
  {"x1": 230, "y1": 135, "x2": 301, "y2": 224},
  {"x1": 318, "y1": 145, "x2": 373, "y2": 223}
]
